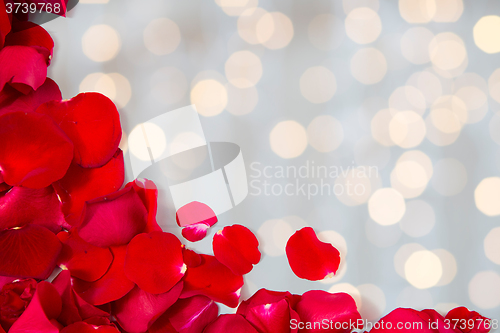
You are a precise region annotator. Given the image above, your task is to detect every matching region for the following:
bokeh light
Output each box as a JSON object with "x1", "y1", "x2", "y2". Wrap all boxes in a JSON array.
[
  {"x1": 269, "y1": 121, "x2": 308, "y2": 159},
  {"x1": 129, "y1": 123, "x2": 166, "y2": 161},
  {"x1": 308, "y1": 14, "x2": 344, "y2": 50},
  {"x1": 82, "y1": 24, "x2": 121, "y2": 62},
  {"x1": 258, "y1": 12, "x2": 294, "y2": 49},
  {"x1": 190, "y1": 79, "x2": 228, "y2": 117},
  {"x1": 300, "y1": 67, "x2": 337, "y2": 104},
  {"x1": 357, "y1": 284, "x2": 386, "y2": 321},
  {"x1": 399, "y1": 0, "x2": 436, "y2": 23},
  {"x1": 400, "y1": 27, "x2": 434, "y2": 65},
  {"x1": 433, "y1": 249, "x2": 457, "y2": 286},
  {"x1": 143, "y1": 18, "x2": 181, "y2": 55},
  {"x1": 469, "y1": 271, "x2": 500, "y2": 309},
  {"x1": 475, "y1": 177, "x2": 500, "y2": 216},
  {"x1": 306, "y1": 115, "x2": 344, "y2": 152},
  {"x1": 404, "y1": 250, "x2": 443, "y2": 289},
  {"x1": 368, "y1": 188, "x2": 406, "y2": 226},
  {"x1": 473, "y1": 16, "x2": 500, "y2": 54},
  {"x1": 345, "y1": 7, "x2": 382, "y2": 45},
  {"x1": 350, "y1": 48, "x2": 387, "y2": 85},
  {"x1": 79, "y1": 72, "x2": 131, "y2": 109},
  {"x1": 225, "y1": 50, "x2": 263, "y2": 88},
  {"x1": 484, "y1": 227, "x2": 500, "y2": 265},
  {"x1": 389, "y1": 111, "x2": 426, "y2": 148},
  {"x1": 391, "y1": 150, "x2": 433, "y2": 199}
]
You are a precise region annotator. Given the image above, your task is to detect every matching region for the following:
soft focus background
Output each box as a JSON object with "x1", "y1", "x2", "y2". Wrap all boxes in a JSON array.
[{"x1": 45, "y1": 0, "x2": 500, "y2": 321}]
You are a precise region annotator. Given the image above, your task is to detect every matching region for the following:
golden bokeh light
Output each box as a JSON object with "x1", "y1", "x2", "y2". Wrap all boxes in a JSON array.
[
  {"x1": 269, "y1": 120, "x2": 308, "y2": 159},
  {"x1": 143, "y1": 18, "x2": 181, "y2": 55},
  {"x1": 391, "y1": 150, "x2": 433, "y2": 199},
  {"x1": 406, "y1": 71, "x2": 443, "y2": 106},
  {"x1": 258, "y1": 12, "x2": 294, "y2": 49},
  {"x1": 368, "y1": 188, "x2": 406, "y2": 226},
  {"x1": 484, "y1": 227, "x2": 500, "y2": 265},
  {"x1": 129, "y1": 123, "x2": 166, "y2": 161},
  {"x1": 350, "y1": 48, "x2": 387, "y2": 85},
  {"x1": 394, "y1": 243, "x2": 426, "y2": 278},
  {"x1": 433, "y1": 0, "x2": 463, "y2": 22},
  {"x1": 473, "y1": 16, "x2": 500, "y2": 54},
  {"x1": 225, "y1": 50, "x2": 263, "y2": 88},
  {"x1": 82, "y1": 24, "x2": 121, "y2": 62},
  {"x1": 433, "y1": 249, "x2": 457, "y2": 286},
  {"x1": 429, "y1": 32, "x2": 467, "y2": 72},
  {"x1": 237, "y1": 7, "x2": 269, "y2": 45},
  {"x1": 190, "y1": 79, "x2": 228, "y2": 117},
  {"x1": 215, "y1": 0, "x2": 258, "y2": 16},
  {"x1": 300, "y1": 67, "x2": 337, "y2": 104},
  {"x1": 405, "y1": 250, "x2": 443, "y2": 289},
  {"x1": 389, "y1": 111, "x2": 426, "y2": 148},
  {"x1": 345, "y1": 7, "x2": 382, "y2": 45},
  {"x1": 399, "y1": 0, "x2": 436, "y2": 23},
  {"x1": 469, "y1": 271, "x2": 500, "y2": 309},
  {"x1": 475, "y1": 177, "x2": 500, "y2": 217}
]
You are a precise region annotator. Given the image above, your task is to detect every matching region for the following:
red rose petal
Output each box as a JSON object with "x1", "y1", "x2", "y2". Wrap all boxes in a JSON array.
[
  {"x1": 0, "y1": 111, "x2": 73, "y2": 189},
  {"x1": 73, "y1": 246, "x2": 134, "y2": 306},
  {"x1": 36, "y1": 92, "x2": 121, "y2": 168},
  {"x1": 295, "y1": 291, "x2": 362, "y2": 333},
  {"x1": 127, "y1": 179, "x2": 162, "y2": 233},
  {"x1": 0, "y1": 225, "x2": 61, "y2": 279},
  {"x1": 5, "y1": 21, "x2": 54, "y2": 59},
  {"x1": 57, "y1": 231, "x2": 113, "y2": 282},
  {"x1": 446, "y1": 307, "x2": 491, "y2": 333},
  {"x1": 149, "y1": 295, "x2": 218, "y2": 333},
  {"x1": 0, "y1": 186, "x2": 64, "y2": 233},
  {"x1": 53, "y1": 149, "x2": 124, "y2": 226},
  {"x1": 213, "y1": 224, "x2": 261, "y2": 275},
  {"x1": 0, "y1": 46, "x2": 47, "y2": 93},
  {"x1": 181, "y1": 254, "x2": 243, "y2": 308},
  {"x1": 124, "y1": 232, "x2": 185, "y2": 295},
  {"x1": 8, "y1": 281, "x2": 62, "y2": 333},
  {"x1": 285, "y1": 227, "x2": 341, "y2": 281},
  {"x1": 176, "y1": 201, "x2": 218, "y2": 227},
  {"x1": 181, "y1": 223, "x2": 210, "y2": 242},
  {"x1": 113, "y1": 282, "x2": 183, "y2": 333},
  {"x1": 60, "y1": 322, "x2": 120, "y2": 333},
  {"x1": 78, "y1": 186, "x2": 148, "y2": 248},
  {"x1": 0, "y1": 278, "x2": 37, "y2": 331},
  {"x1": 182, "y1": 248, "x2": 202, "y2": 268},
  {"x1": 0, "y1": 1, "x2": 11, "y2": 48},
  {"x1": 204, "y1": 314, "x2": 259, "y2": 333}
]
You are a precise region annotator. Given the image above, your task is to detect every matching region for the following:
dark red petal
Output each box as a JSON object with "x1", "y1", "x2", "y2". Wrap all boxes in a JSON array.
[
  {"x1": 0, "y1": 111, "x2": 73, "y2": 189},
  {"x1": 57, "y1": 231, "x2": 113, "y2": 282},
  {"x1": 78, "y1": 186, "x2": 148, "y2": 248},
  {"x1": 204, "y1": 314, "x2": 258, "y2": 333},
  {"x1": 295, "y1": 291, "x2": 362, "y2": 333},
  {"x1": 113, "y1": 282, "x2": 183, "y2": 333},
  {"x1": 0, "y1": 46, "x2": 47, "y2": 93},
  {"x1": 127, "y1": 179, "x2": 162, "y2": 233},
  {"x1": 445, "y1": 307, "x2": 491, "y2": 333},
  {"x1": 0, "y1": 186, "x2": 64, "y2": 232},
  {"x1": 73, "y1": 246, "x2": 134, "y2": 306},
  {"x1": 8, "y1": 281, "x2": 62, "y2": 333},
  {"x1": 53, "y1": 149, "x2": 124, "y2": 226},
  {"x1": 176, "y1": 201, "x2": 217, "y2": 227},
  {"x1": 181, "y1": 223, "x2": 210, "y2": 242},
  {"x1": 285, "y1": 227, "x2": 341, "y2": 281},
  {"x1": 0, "y1": 1, "x2": 11, "y2": 48},
  {"x1": 181, "y1": 254, "x2": 243, "y2": 308},
  {"x1": 213, "y1": 224, "x2": 261, "y2": 275},
  {"x1": 124, "y1": 232, "x2": 185, "y2": 295},
  {"x1": 60, "y1": 322, "x2": 120, "y2": 333},
  {"x1": 0, "y1": 78, "x2": 61, "y2": 118},
  {"x1": 5, "y1": 21, "x2": 54, "y2": 59},
  {"x1": 0, "y1": 278, "x2": 37, "y2": 331},
  {"x1": 0, "y1": 225, "x2": 61, "y2": 279},
  {"x1": 182, "y1": 248, "x2": 202, "y2": 268},
  {"x1": 149, "y1": 295, "x2": 218, "y2": 333},
  {"x1": 36, "y1": 92, "x2": 121, "y2": 168}
]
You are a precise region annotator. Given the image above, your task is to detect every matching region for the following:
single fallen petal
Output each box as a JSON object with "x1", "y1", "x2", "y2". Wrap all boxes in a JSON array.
[
  {"x1": 53, "y1": 149, "x2": 124, "y2": 226},
  {"x1": 73, "y1": 246, "x2": 135, "y2": 306},
  {"x1": 0, "y1": 111, "x2": 73, "y2": 189},
  {"x1": 57, "y1": 231, "x2": 113, "y2": 282},
  {"x1": 36, "y1": 92, "x2": 121, "y2": 168},
  {"x1": 295, "y1": 291, "x2": 362, "y2": 333},
  {"x1": 0, "y1": 225, "x2": 62, "y2": 279},
  {"x1": 77, "y1": 186, "x2": 148, "y2": 248},
  {"x1": 124, "y1": 232, "x2": 186, "y2": 295},
  {"x1": 285, "y1": 227, "x2": 341, "y2": 281},
  {"x1": 181, "y1": 223, "x2": 210, "y2": 242},
  {"x1": 176, "y1": 201, "x2": 217, "y2": 227},
  {"x1": 113, "y1": 282, "x2": 183, "y2": 333},
  {"x1": 0, "y1": 186, "x2": 64, "y2": 233},
  {"x1": 213, "y1": 224, "x2": 261, "y2": 275},
  {"x1": 204, "y1": 314, "x2": 258, "y2": 333},
  {"x1": 181, "y1": 254, "x2": 243, "y2": 308}
]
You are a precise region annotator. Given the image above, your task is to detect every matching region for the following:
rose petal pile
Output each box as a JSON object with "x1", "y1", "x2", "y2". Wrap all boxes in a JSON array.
[{"x1": 0, "y1": 3, "x2": 493, "y2": 333}]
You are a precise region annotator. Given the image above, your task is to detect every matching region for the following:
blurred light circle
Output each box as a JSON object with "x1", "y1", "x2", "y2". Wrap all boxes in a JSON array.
[
  {"x1": 143, "y1": 18, "x2": 181, "y2": 55},
  {"x1": 454, "y1": 74, "x2": 488, "y2": 124},
  {"x1": 357, "y1": 284, "x2": 386, "y2": 321},
  {"x1": 431, "y1": 95, "x2": 468, "y2": 129},
  {"x1": 406, "y1": 71, "x2": 442, "y2": 106},
  {"x1": 150, "y1": 67, "x2": 188, "y2": 105},
  {"x1": 118, "y1": 130, "x2": 128, "y2": 154},
  {"x1": 129, "y1": 123, "x2": 166, "y2": 161},
  {"x1": 328, "y1": 283, "x2": 362, "y2": 308},
  {"x1": 390, "y1": 150, "x2": 433, "y2": 199},
  {"x1": 307, "y1": 115, "x2": 343, "y2": 152},
  {"x1": 399, "y1": 200, "x2": 436, "y2": 237},
  {"x1": 237, "y1": 7, "x2": 269, "y2": 45},
  {"x1": 405, "y1": 250, "x2": 443, "y2": 289},
  {"x1": 388, "y1": 86, "x2": 427, "y2": 115},
  {"x1": 488, "y1": 68, "x2": 500, "y2": 103},
  {"x1": 432, "y1": 249, "x2": 457, "y2": 287},
  {"x1": 399, "y1": 0, "x2": 436, "y2": 23},
  {"x1": 350, "y1": 48, "x2": 387, "y2": 85},
  {"x1": 431, "y1": 158, "x2": 467, "y2": 196},
  {"x1": 393, "y1": 161, "x2": 428, "y2": 190},
  {"x1": 469, "y1": 271, "x2": 500, "y2": 309},
  {"x1": 397, "y1": 287, "x2": 433, "y2": 309},
  {"x1": 225, "y1": 50, "x2": 263, "y2": 88},
  {"x1": 433, "y1": 0, "x2": 463, "y2": 22},
  {"x1": 80, "y1": 72, "x2": 131, "y2": 109},
  {"x1": 82, "y1": 24, "x2": 121, "y2": 62},
  {"x1": 336, "y1": 168, "x2": 374, "y2": 206},
  {"x1": 270, "y1": 120, "x2": 308, "y2": 159},
  {"x1": 484, "y1": 227, "x2": 500, "y2": 265},
  {"x1": 475, "y1": 177, "x2": 500, "y2": 216},
  {"x1": 425, "y1": 113, "x2": 461, "y2": 146},
  {"x1": 308, "y1": 14, "x2": 344, "y2": 50},
  {"x1": 215, "y1": 0, "x2": 258, "y2": 16},
  {"x1": 343, "y1": 0, "x2": 380, "y2": 14},
  {"x1": 429, "y1": 32, "x2": 467, "y2": 71},
  {"x1": 258, "y1": 12, "x2": 294, "y2": 49},
  {"x1": 345, "y1": 7, "x2": 382, "y2": 44},
  {"x1": 371, "y1": 109, "x2": 395, "y2": 146},
  {"x1": 400, "y1": 27, "x2": 434, "y2": 65},
  {"x1": 394, "y1": 243, "x2": 426, "y2": 278},
  {"x1": 473, "y1": 16, "x2": 500, "y2": 54},
  {"x1": 368, "y1": 188, "x2": 406, "y2": 226},
  {"x1": 300, "y1": 67, "x2": 337, "y2": 104},
  {"x1": 389, "y1": 111, "x2": 426, "y2": 148},
  {"x1": 190, "y1": 79, "x2": 228, "y2": 117},
  {"x1": 226, "y1": 85, "x2": 258, "y2": 115},
  {"x1": 365, "y1": 218, "x2": 402, "y2": 248},
  {"x1": 317, "y1": 230, "x2": 348, "y2": 257},
  {"x1": 257, "y1": 219, "x2": 292, "y2": 257}
]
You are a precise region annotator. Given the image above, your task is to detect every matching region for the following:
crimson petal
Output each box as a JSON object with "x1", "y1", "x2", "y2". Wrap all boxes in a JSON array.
[
  {"x1": 127, "y1": 179, "x2": 162, "y2": 233},
  {"x1": 182, "y1": 223, "x2": 210, "y2": 242},
  {"x1": 36, "y1": 92, "x2": 121, "y2": 168},
  {"x1": 5, "y1": 21, "x2": 54, "y2": 59},
  {"x1": 204, "y1": 314, "x2": 259, "y2": 333},
  {"x1": 213, "y1": 224, "x2": 261, "y2": 275},
  {"x1": 285, "y1": 227, "x2": 341, "y2": 281},
  {"x1": 295, "y1": 291, "x2": 362, "y2": 333},
  {"x1": 0, "y1": 1, "x2": 11, "y2": 48},
  {"x1": 113, "y1": 282, "x2": 183, "y2": 333},
  {"x1": 0, "y1": 111, "x2": 73, "y2": 189},
  {"x1": 0, "y1": 46, "x2": 47, "y2": 93},
  {"x1": 77, "y1": 186, "x2": 148, "y2": 248},
  {"x1": 176, "y1": 201, "x2": 217, "y2": 227},
  {"x1": 181, "y1": 254, "x2": 243, "y2": 308},
  {"x1": 60, "y1": 322, "x2": 120, "y2": 333},
  {"x1": 124, "y1": 232, "x2": 185, "y2": 295},
  {"x1": 0, "y1": 225, "x2": 61, "y2": 279},
  {"x1": 446, "y1": 307, "x2": 491, "y2": 333}
]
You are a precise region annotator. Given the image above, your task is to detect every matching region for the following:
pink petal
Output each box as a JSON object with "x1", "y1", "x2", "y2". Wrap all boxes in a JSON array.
[
  {"x1": 285, "y1": 227, "x2": 341, "y2": 281},
  {"x1": 182, "y1": 223, "x2": 210, "y2": 242},
  {"x1": 176, "y1": 201, "x2": 217, "y2": 227},
  {"x1": 36, "y1": 92, "x2": 121, "y2": 168},
  {"x1": 204, "y1": 314, "x2": 258, "y2": 333},
  {"x1": 0, "y1": 46, "x2": 47, "y2": 93},
  {"x1": 124, "y1": 232, "x2": 185, "y2": 295},
  {"x1": 0, "y1": 225, "x2": 62, "y2": 279},
  {"x1": 213, "y1": 224, "x2": 261, "y2": 275},
  {"x1": 0, "y1": 111, "x2": 73, "y2": 189},
  {"x1": 113, "y1": 282, "x2": 183, "y2": 333},
  {"x1": 77, "y1": 186, "x2": 148, "y2": 248},
  {"x1": 181, "y1": 254, "x2": 243, "y2": 308},
  {"x1": 295, "y1": 291, "x2": 362, "y2": 333}
]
